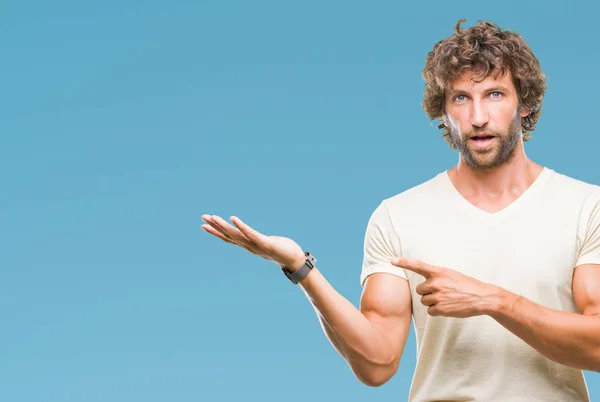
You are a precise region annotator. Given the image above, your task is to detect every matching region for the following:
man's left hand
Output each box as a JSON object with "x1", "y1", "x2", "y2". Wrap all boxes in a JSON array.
[{"x1": 391, "y1": 257, "x2": 502, "y2": 318}]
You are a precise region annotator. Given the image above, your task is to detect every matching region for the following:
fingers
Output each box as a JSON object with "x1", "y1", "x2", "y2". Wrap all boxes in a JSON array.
[
  {"x1": 391, "y1": 257, "x2": 439, "y2": 278},
  {"x1": 230, "y1": 216, "x2": 267, "y2": 246},
  {"x1": 420, "y1": 293, "x2": 437, "y2": 306},
  {"x1": 201, "y1": 214, "x2": 272, "y2": 259},
  {"x1": 416, "y1": 281, "x2": 433, "y2": 296},
  {"x1": 203, "y1": 215, "x2": 251, "y2": 245},
  {"x1": 202, "y1": 215, "x2": 229, "y2": 239},
  {"x1": 427, "y1": 305, "x2": 440, "y2": 317},
  {"x1": 201, "y1": 223, "x2": 235, "y2": 245}
]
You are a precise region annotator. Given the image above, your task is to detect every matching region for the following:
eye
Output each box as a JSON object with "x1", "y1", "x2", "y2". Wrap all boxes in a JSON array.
[
  {"x1": 490, "y1": 91, "x2": 502, "y2": 99},
  {"x1": 454, "y1": 94, "x2": 467, "y2": 102}
]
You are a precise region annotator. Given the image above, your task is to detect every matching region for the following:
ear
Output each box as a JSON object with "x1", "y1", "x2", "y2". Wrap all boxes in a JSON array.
[{"x1": 519, "y1": 107, "x2": 530, "y2": 118}]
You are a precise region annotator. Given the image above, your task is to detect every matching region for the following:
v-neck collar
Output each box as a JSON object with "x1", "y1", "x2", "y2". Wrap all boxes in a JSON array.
[{"x1": 439, "y1": 166, "x2": 553, "y2": 219}]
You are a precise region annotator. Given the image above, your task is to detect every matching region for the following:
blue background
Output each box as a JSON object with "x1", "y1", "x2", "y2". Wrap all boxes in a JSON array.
[{"x1": 3, "y1": 1, "x2": 599, "y2": 401}]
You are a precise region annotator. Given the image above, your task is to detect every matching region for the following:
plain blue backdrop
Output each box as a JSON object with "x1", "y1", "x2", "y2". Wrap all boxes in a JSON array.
[{"x1": 3, "y1": 1, "x2": 599, "y2": 401}]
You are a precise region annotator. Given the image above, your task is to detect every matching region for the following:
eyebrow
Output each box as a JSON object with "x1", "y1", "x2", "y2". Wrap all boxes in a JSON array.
[{"x1": 448, "y1": 85, "x2": 511, "y2": 96}]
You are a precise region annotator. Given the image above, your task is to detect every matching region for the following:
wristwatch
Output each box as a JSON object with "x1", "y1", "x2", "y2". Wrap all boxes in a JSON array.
[{"x1": 282, "y1": 252, "x2": 317, "y2": 284}]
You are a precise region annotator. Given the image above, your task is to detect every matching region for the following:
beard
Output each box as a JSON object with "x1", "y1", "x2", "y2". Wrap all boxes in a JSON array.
[{"x1": 448, "y1": 113, "x2": 522, "y2": 170}]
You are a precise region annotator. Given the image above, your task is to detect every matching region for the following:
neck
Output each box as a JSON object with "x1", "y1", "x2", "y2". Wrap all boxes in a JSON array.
[{"x1": 448, "y1": 141, "x2": 544, "y2": 198}]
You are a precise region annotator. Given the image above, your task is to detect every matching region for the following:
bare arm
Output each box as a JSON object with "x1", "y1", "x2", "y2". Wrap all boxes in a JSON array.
[
  {"x1": 200, "y1": 214, "x2": 412, "y2": 386},
  {"x1": 488, "y1": 263, "x2": 600, "y2": 372},
  {"x1": 396, "y1": 257, "x2": 600, "y2": 372},
  {"x1": 298, "y1": 268, "x2": 412, "y2": 386}
]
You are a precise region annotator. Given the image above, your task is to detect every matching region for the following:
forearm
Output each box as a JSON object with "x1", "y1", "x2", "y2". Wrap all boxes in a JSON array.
[
  {"x1": 296, "y1": 268, "x2": 397, "y2": 383},
  {"x1": 488, "y1": 288, "x2": 600, "y2": 371},
  {"x1": 314, "y1": 310, "x2": 397, "y2": 386}
]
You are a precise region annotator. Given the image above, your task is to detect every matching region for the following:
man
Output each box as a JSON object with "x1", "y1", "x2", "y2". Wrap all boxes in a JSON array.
[{"x1": 201, "y1": 19, "x2": 600, "y2": 401}]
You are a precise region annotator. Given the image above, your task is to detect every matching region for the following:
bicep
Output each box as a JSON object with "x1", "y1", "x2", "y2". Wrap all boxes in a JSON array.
[
  {"x1": 573, "y1": 264, "x2": 600, "y2": 316},
  {"x1": 359, "y1": 273, "x2": 413, "y2": 365}
]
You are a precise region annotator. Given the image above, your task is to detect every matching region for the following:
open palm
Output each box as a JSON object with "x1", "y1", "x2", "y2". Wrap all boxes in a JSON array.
[{"x1": 201, "y1": 214, "x2": 306, "y2": 270}]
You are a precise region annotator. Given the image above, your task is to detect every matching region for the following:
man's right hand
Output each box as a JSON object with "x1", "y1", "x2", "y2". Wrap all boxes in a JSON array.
[{"x1": 201, "y1": 214, "x2": 307, "y2": 272}]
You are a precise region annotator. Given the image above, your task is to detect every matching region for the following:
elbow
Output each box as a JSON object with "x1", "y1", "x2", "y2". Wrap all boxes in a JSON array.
[
  {"x1": 571, "y1": 344, "x2": 600, "y2": 372},
  {"x1": 346, "y1": 348, "x2": 401, "y2": 387},
  {"x1": 555, "y1": 347, "x2": 600, "y2": 373},
  {"x1": 580, "y1": 360, "x2": 600, "y2": 373},
  {"x1": 359, "y1": 375, "x2": 391, "y2": 387},
  {"x1": 590, "y1": 348, "x2": 600, "y2": 373},
  {"x1": 354, "y1": 362, "x2": 398, "y2": 387}
]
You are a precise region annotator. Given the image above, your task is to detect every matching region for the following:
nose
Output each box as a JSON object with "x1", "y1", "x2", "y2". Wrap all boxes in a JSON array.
[{"x1": 470, "y1": 100, "x2": 489, "y2": 128}]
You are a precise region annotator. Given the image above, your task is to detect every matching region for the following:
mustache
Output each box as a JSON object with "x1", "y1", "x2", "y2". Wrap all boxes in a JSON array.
[{"x1": 465, "y1": 128, "x2": 500, "y2": 137}]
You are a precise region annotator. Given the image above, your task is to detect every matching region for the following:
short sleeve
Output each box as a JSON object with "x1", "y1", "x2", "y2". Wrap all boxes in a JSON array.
[
  {"x1": 575, "y1": 189, "x2": 600, "y2": 267},
  {"x1": 360, "y1": 201, "x2": 407, "y2": 287}
]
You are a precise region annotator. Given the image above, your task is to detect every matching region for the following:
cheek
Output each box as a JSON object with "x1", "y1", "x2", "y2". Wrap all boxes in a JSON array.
[
  {"x1": 491, "y1": 105, "x2": 518, "y2": 126},
  {"x1": 447, "y1": 114, "x2": 467, "y2": 134}
]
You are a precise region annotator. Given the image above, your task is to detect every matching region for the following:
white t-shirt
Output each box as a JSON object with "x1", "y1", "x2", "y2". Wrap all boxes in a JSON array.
[{"x1": 360, "y1": 167, "x2": 600, "y2": 401}]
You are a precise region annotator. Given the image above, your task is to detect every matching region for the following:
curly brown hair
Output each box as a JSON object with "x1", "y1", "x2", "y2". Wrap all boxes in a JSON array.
[{"x1": 421, "y1": 19, "x2": 548, "y2": 148}]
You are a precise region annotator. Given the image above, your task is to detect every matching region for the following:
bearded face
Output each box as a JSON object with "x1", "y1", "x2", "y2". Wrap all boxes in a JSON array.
[
  {"x1": 443, "y1": 70, "x2": 528, "y2": 170},
  {"x1": 447, "y1": 110, "x2": 522, "y2": 170}
]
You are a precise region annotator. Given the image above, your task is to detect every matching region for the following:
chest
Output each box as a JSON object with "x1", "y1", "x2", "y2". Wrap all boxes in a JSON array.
[{"x1": 400, "y1": 213, "x2": 579, "y2": 309}]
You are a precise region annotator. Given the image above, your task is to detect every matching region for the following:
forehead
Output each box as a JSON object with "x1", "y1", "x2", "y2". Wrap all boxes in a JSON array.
[{"x1": 448, "y1": 69, "x2": 516, "y2": 92}]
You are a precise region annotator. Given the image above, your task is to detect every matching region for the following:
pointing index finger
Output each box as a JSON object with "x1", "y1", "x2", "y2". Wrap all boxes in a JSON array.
[{"x1": 392, "y1": 257, "x2": 439, "y2": 278}]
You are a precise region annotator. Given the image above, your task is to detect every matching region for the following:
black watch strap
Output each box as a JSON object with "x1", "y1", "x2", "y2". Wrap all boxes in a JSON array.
[{"x1": 282, "y1": 252, "x2": 316, "y2": 284}]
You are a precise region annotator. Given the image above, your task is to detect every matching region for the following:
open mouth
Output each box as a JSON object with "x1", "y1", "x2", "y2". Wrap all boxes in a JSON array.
[
  {"x1": 471, "y1": 135, "x2": 495, "y2": 142},
  {"x1": 470, "y1": 135, "x2": 496, "y2": 148}
]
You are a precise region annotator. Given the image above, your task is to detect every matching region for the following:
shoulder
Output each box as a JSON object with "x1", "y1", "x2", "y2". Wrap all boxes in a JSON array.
[
  {"x1": 382, "y1": 171, "x2": 449, "y2": 210},
  {"x1": 369, "y1": 171, "x2": 449, "y2": 222},
  {"x1": 546, "y1": 168, "x2": 600, "y2": 201},
  {"x1": 363, "y1": 172, "x2": 447, "y2": 245}
]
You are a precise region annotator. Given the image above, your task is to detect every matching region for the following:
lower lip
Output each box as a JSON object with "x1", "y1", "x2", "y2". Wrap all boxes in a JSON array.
[{"x1": 470, "y1": 137, "x2": 496, "y2": 149}]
